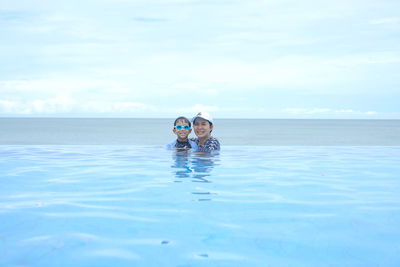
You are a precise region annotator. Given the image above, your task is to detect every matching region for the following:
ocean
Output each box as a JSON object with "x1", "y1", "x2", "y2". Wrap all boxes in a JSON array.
[{"x1": 1, "y1": 118, "x2": 399, "y2": 145}]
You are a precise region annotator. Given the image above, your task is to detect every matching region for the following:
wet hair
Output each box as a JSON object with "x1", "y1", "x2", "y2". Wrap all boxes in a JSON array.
[{"x1": 173, "y1": 116, "x2": 191, "y2": 127}]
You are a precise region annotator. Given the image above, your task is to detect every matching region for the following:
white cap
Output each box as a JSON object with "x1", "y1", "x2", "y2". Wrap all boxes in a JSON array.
[{"x1": 191, "y1": 111, "x2": 213, "y2": 124}]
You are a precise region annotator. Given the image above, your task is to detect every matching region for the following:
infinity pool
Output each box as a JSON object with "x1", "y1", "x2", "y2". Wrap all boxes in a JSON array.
[{"x1": 1, "y1": 146, "x2": 399, "y2": 267}]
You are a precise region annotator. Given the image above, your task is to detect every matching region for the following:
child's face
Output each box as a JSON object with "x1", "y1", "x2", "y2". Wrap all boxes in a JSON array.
[{"x1": 173, "y1": 121, "x2": 192, "y2": 140}]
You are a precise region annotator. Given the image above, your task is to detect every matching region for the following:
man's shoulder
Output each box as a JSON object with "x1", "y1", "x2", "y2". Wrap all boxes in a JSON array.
[
  {"x1": 200, "y1": 137, "x2": 220, "y2": 152},
  {"x1": 207, "y1": 137, "x2": 220, "y2": 144}
]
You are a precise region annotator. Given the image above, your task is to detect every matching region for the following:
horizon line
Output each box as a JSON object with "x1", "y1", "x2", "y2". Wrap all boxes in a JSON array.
[{"x1": 1, "y1": 116, "x2": 399, "y2": 120}]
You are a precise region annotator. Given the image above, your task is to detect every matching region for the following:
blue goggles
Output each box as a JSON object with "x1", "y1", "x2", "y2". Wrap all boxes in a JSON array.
[{"x1": 174, "y1": 125, "x2": 191, "y2": 130}]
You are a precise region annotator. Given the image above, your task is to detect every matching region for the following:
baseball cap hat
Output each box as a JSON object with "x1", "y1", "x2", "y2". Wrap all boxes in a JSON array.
[{"x1": 191, "y1": 111, "x2": 213, "y2": 124}]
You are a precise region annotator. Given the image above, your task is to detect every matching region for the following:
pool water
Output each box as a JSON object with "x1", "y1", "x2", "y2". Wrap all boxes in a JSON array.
[{"x1": 1, "y1": 146, "x2": 400, "y2": 267}]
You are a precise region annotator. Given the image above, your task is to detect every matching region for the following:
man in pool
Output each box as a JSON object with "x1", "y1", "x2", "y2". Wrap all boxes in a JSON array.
[
  {"x1": 190, "y1": 111, "x2": 220, "y2": 152},
  {"x1": 166, "y1": 116, "x2": 198, "y2": 151}
]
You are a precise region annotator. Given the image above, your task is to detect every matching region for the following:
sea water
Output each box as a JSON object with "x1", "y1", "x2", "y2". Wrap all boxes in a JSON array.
[
  {"x1": 1, "y1": 118, "x2": 400, "y2": 145},
  {"x1": 1, "y1": 145, "x2": 400, "y2": 266}
]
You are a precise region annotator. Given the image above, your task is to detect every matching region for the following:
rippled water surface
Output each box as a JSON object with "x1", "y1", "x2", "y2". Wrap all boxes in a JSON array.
[{"x1": 1, "y1": 146, "x2": 400, "y2": 267}]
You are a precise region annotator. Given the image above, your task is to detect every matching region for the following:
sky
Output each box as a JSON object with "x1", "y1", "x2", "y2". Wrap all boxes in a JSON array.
[{"x1": 1, "y1": 0, "x2": 399, "y2": 119}]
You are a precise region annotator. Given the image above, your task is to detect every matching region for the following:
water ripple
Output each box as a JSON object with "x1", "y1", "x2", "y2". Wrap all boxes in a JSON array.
[{"x1": 1, "y1": 146, "x2": 400, "y2": 266}]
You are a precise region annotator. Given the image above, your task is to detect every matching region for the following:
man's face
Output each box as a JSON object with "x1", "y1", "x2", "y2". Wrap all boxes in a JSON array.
[{"x1": 193, "y1": 118, "x2": 212, "y2": 138}]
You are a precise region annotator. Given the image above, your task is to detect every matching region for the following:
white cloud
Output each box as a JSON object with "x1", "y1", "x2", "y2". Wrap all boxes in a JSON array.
[
  {"x1": 174, "y1": 104, "x2": 220, "y2": 115},
  {"x1": 170, "y1": 82, "x2": 219, "y2": 96},
  {"x1": 31, "y1": 96, "x2": 75, "y2": 113},
  {"x1": 0, "y1": 100, "x2": 18, "y2": 113},
  {"x1": 0, "y1": 96, "x2": 75, "y2": 114},
  {"x1": 0, "y1": 78, "x2": 145, "y2": 100},
  {"x1": 369, "y1": 17, "x2": 400, "y2": 25},
  {"x1": 327, "y1": 52, "x2": 400, "y2": 66},
  {"x1": 170, "y1": 82, "x2": 202, "y2": 90},
  {"x1": 186, "y1": 56, "x2": 346, "y2": 90},
  {"x1": 1, "y1": 79, "x2": 101, "y2": 94},
  {"x1": 214, "y1": 31, "x2": 318, "y2": 48},
  {"x1": 0, "y1": 98, "x2": 154, "y2": 115},
  {"x1": 83, "y1": 101, "x2": 155, "y2": 113},
  {"x1": 283, "y1": 108, "x2": 378, "y2": 116}
]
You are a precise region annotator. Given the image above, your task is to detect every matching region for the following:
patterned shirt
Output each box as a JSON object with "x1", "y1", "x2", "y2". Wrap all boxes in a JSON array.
[{"x1": 191, "y1": 137, "x2": 220, "y2": 152}]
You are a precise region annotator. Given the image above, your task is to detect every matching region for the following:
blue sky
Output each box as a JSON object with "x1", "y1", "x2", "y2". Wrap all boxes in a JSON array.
[{"x1": 1, "y1": 0, "x2": 399, "y2": 118}]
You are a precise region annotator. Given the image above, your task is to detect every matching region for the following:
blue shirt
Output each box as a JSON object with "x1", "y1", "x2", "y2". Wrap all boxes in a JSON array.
[{"x1": 166, "y1": 139, "x2": 198, "y2": 150}]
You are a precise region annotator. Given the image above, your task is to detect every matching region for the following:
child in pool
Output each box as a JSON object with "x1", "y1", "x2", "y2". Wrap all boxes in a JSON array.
[{"x1": 166, "y1": 116, "x2": 198, "y2": 151}]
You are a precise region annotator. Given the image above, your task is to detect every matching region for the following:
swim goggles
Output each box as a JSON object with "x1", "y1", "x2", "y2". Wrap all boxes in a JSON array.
[{"x1": 174, "y1": 125, "x2": 191, "y2": 130}]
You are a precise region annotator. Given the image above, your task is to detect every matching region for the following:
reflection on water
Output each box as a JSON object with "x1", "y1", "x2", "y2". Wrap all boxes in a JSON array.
[
  {"x1": 171, "y1": 151, "x2": 192, "y2": 178},
  {"x1": 171, "y1": 151, "x2": 219, "y2": 182},
  {"x1": 171, "y1": 151, "x2": 219, "y2": 200},
  {"x1": 190, "y1": 152, "x2": 217, "y2": 183}
]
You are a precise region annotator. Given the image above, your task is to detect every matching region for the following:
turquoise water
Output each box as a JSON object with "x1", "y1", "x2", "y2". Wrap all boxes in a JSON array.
[{"x1": 1, "y1": 146, "x2": 400, "y2": 266}]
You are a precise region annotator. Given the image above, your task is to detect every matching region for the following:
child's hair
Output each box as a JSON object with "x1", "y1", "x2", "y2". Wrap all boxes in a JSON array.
[{"x1": 174, "y1": 116, "x2": 191, "y2": 127}]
